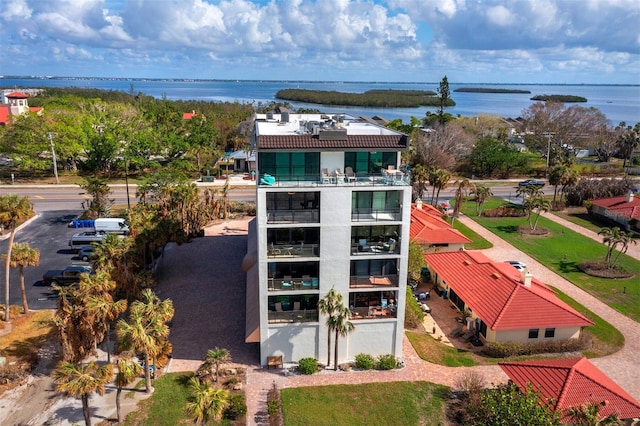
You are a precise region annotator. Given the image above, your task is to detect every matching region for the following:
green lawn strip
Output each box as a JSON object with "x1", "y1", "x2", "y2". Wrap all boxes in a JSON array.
[
  {"x1": 125, "y1": 372, "x2": 193, "y2": 426},
  {"x1": 550, "y1": 286, "x2": 624, "y2": 357},
  {"x1": 460, "y1": 199, "x2": 640, "y2": 322},
  {"x1": 551, "y1": 209, "x2": 613, "y2": 234},
  {"x1": 406, "y1": 331, "x2": 479, "y2": 366},
  {"x1": 451, "y1": 217, "x2": 493, "y2": 250},
  {"x1": 281, "y1": 381, "x2": 448, "y2": 426}
]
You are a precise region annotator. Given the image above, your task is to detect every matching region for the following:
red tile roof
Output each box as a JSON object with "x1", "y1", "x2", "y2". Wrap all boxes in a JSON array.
[
  {"x1": 410, "y1": 203, "x2": 471, "y2": 245},
  {"x1": 258, "y1": 134, "x2": 407, "y2": 150},
  {"x1": 423, "y1": 251, "x2": 593, "y2": 330},
  {"x1": 500, "y1": 358, "x2": 640, "y2": 421},
  {"x1": 0, "y1": 105, "x2": 9, "y2": 125},
  {"x1": 6, "y1": 91, "x2": 28, "y2": 99},
  {"x1": 183, "y1": 112, "x2": 197, "y2": 120},
  {"x1": 591, "y1": 194, "x2": 640, "y2": 220}
]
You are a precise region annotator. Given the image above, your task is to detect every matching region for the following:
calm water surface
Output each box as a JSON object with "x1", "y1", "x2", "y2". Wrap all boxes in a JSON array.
[{"x1": 2, "y1": 77, "x2": 638, "y2": 125}]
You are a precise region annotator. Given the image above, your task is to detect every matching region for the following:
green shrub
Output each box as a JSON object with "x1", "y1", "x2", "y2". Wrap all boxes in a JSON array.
[
  {"x1": 404, "y1": 286, "x2": 424, "y2": 328},
  {"x1": 354, "y1": 353, "x2": 376, "y2": 370},
  {"x1": 481, "y1": 335, "x2": 591, "y2": 358},
  {"x1": 377, "y1": 354, "x2": 398, "y2": 370},
  {"x1": 298, "y1": 357, "x2": 318, "y2": 375},
  {"x1": 223, "y1": 393, "x2": 247, "y2": 420}
]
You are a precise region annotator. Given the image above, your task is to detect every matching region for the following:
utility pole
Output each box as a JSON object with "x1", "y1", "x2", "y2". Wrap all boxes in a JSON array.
[{"x1": 47, "y1": 132, "x2": 59, "y2": 184}]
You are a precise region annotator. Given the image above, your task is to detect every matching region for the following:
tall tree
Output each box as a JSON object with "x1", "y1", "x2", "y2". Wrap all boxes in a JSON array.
[
  {"x1": 437, "y1": 75, "x2": 451, "y2": 126},
  {"x1": 332, "y1": 305, "x2": 354, "y2": 371},
  {"x1": 548, "y1": 164, "x2": 568, "y2": 208},
  {"x1": 451, "y1": 179, "x2": 473, "y2": 225},
  {"x1": 114, "y1": 352, "x2": 143, "y2": 423},
  {"x1": 0, "y1": 194, "x2": 34, "y2": 321},
  {"x1": 2, "y1": 242, "x2": 39, "y2": 314},
  {"x1": 564, "y1": 402, "x2": 622, "y2": 426},
  {"x1": 471, "y1": 185, "x2": 493, "y2": 216},
  {"x1": 53, "y1": 361, "x2": 114, "y2": 426},
  {"x1": 598, "y1": 227, "x2": 623, "y2": 269},
  {"x1": 410, "y1": 164, "x2": 430, "y2": 201},
  {"x1": 80, "y1": 177, "x2": 113, "y2": 218},
  {"x1": 317, "y1": 287, "x2": 348, "y2": 369},
  {"x1": 429, "y1": 167, "x2": 452, "y2": 207},
  {"x1": 201, "y1": 347, "x2": 231, "y2": 383},
  {"x1": 617, "y1": 122, "x2": 640, "y2": 176}
]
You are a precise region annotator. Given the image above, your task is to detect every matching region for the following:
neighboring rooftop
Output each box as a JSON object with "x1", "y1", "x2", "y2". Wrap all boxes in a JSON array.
[
  {"x1": 410, "y1": 202, "x2": 471, "y2": 245},
  {"x1": 500, "y1": 357, "x2": 640, "y2": 422},
  {"x1": 254, "y1": 113, "x2": 408, "y2": 150},
  {"x1": 423, "y1": 250, "x2": 593, "y2": 330},
  {"x1": 591, "y1": 193, "x2": 640, "y2": 221}
]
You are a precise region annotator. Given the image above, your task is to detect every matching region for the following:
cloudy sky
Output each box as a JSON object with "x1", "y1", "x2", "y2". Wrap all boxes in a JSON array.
[{"x1": 1, "y1": 0, "x2": 639, "y2": 84}]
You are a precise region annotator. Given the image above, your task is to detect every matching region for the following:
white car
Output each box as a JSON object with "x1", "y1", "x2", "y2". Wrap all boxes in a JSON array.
[{"x1": 506, "y1": 261, "x2": 527, "y2": 271}]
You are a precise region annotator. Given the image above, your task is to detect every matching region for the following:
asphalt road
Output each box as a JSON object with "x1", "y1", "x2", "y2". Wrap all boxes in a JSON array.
[{"x1": 1, "y1": 210, "x2": 87, "y2": 310}]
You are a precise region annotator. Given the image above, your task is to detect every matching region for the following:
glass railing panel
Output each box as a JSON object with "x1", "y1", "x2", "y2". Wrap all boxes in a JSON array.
[
  {"x1": 351, "y1": 209, "x2": 402, "y2": 222},
  {"x1": 267, "y1": 210, "x2": 319, "y2": 224},
  {"x1": 349, "y1": 275, "x2": 399, "y2": 288},
  {"x1": 268, "y1": 309, "x2": 319, "y2": 323},
  {"x1": 268, "y1": 276, "x2": 319, "y2": 291},
  {"x1": 267, "y1": 243, "x2": 319, "y2": 258}
]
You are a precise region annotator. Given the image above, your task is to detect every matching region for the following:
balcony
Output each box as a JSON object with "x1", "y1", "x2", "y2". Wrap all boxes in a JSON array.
[
  {"x1": 349, "y1": 275, "x2": 399, "y2": 289},
  {"x1": 268, "y1": 276, "x2": 319, "y2": 291},
  {"x1": 349, "y1": 290, "x2": 398, "y2": 320},
  {"x1": 267, "y1": 243, "x2": 319, "y2": 258},
  {"x1": 351, "y1": 208, "x2": 402, "y2": 222},
  {"x1": 267, "y1": 209, "x2": 319, "y2": 224},
  {"x1": 258, "y1": 172, "x2": 410, "y2": 188},
  {"x1": 268, "y1": 309, "x2": 319, "y2": 324},
  {"x1": 349, "y1": 306, "x2": 397, "y2": 320},
  {"x1": 351, "y1": 238, "x2": 399, "y2": 255}
]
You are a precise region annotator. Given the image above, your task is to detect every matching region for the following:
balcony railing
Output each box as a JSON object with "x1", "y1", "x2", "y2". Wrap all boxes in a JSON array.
[
  {"x1": 349, "y1": 306, "x2": 398, "y2": 320},
  {"x1": 351, "y1": 240, "x2": 399, "y2": 255},
  {"x1": 267, "y1": 243, "x2": 319, "y2": 258},
  {"x1": 268, "y1": 309, "x2": 319, "y2": 324},
  {"x1": 268, "y1": 276, "x2": 319, "y2": 291},
  {"x1": 258, "y1": 173, "x2": 410, "y2": 188},
  {"x1": 349, "y1": 275, "x2": 399, "y2": 288},
  {"x1": 267, "y1": 209, "x2": 319, "y2": 224},
  {"x1": 351, "y1": 208, "x2": 402, "y2": 222}
]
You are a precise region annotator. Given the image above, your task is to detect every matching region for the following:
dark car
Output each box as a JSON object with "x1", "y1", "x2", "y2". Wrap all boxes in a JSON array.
[{"x1": 518, "y1": 179, "x2": 545, "y2": 188}]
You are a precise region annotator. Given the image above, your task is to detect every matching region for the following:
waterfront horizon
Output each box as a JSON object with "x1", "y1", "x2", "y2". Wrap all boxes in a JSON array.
[{"x1": 2, "y1": 76, "x2": 639, "y2": 126}]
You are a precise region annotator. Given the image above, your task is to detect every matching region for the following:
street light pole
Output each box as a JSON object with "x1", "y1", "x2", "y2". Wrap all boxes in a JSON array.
[
  {"x1": 47, "y1": 132, "x2": 59, "y2": 184},
  {"x1": 124, "y1": 156, "x2": 131, "y2": 210}
]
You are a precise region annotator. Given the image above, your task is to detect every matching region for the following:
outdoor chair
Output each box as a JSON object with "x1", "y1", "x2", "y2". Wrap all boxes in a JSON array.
[
  {"x1": 275, "y1": 302, "x2": 283, "y2": 312},
  {"x1": 302, "y1": 275, "x2": 312, "y2": 287},
  {"x1": 269, "y1": 243, "x2": 281, "y2": 256},
  {"x1": 283, "y1": 275, "x2": 292, "y2": 288},
  {"x1": 358, "y1": 239, "x2": 370, "y2": 252},
  {"x1": 321, "y1": 168, "x2": 331, "y2": 184},
  {"x1": 293, "y1": 301, "x2": 301, "y2": 311},
  {"x1": 345, "y1": 166, "x2": 356, "y2": 183}
]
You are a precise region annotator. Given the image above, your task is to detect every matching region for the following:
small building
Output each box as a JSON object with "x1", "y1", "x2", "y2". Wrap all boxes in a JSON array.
[
  {"x1": 590, "y1": 192, "x2": 640, "y2": 231},
  {"x1": 499, "y1": 357, "x2": 640, "y2": 423},
  {"x1": 228, "y1": 149, "x2": 256, "y2": 172},
  {"x1": 410, "y1": 200, "x2": 471, "y2": 252},
  {"x1": 0, "y1": 91, "x2": 43, "y2": 126},
  {"x1": 423, "y1": 251, "x2": 593, "y2": 343}
]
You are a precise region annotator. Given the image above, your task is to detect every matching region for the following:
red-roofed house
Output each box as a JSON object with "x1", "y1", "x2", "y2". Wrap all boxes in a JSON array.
[
  {"x1": 411, "y1": 200, "x2": 471, "y2": 252},
  {"x1": 590, "y1": 192, "x2": 640, "y2": 232},
  {"x1": 499, "y1": 357, "x2": 640, "y2": 423},
  {"x1": 183, "y1": 110, "x2": 197, "y2": 120},
  {"x1": 0, "y1": 91, "x2": 43, "y2": 125},
  {"x1": 423, "y1": 250, "x2": 593, "y2": 343}
]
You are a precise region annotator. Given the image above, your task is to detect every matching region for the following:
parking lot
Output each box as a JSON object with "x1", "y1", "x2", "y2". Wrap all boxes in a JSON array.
[{"x1": 0, "y1": 210, "x2": 90, "y2": 310}]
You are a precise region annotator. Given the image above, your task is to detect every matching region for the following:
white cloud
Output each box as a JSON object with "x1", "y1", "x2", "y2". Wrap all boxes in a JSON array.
[{"x1": 1, "y1": 0, "x2": 32, "y2": 20}]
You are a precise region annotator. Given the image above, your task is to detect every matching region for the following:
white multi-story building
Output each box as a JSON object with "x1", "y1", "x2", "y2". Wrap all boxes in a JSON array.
[{"x1": 244, "y1": 112, "x2": 411, "y2": 366}]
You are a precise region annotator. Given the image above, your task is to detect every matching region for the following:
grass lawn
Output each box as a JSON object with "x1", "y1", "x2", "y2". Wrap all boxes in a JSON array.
[
  {"x1": 451, "y1": 218, "x2": 493, "y2": 250},
  {"x1": 281, "y1": 381, "x2": 449, "y2": 426},
  {"x1": 551, "y1": 207, "x2": 616, "y2": 234},
  {"x1": 460, "y1": 198, "x2": 640, "y2": 322},
  {"x1": 406, "y1": 331, "x2": 481, "y2": 366},
  {"x1": 125, "y1": 372, "x2": 194, "y2": 426}
]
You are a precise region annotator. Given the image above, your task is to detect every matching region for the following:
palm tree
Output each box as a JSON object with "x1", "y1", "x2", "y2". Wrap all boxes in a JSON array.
[
  {"x1": 451, "y1": 179, "x2": 472, "y2": 225},
  {"x1": 598, "y1": 227, "x2": 623, "y2": 268},
  {"x1": 611, "y1": 230, "x2": 637, "y2": 269},
  {"x1": 185, "y1": 377, "x2": 230, "y2": 424},
  {"x1": 135, "y1": 289, "x2": 174, "y2": 379},
  {"x1": 548, "y1": 164, "x2": 568, "y2": 208},
  {"x1": 0, "y1": 194, "x2": 34, "y2": 321},
  {"x1": 114, "y1": 352, "x2": 143, "y2": 423},
  {"x1": 332, "y1": 305, "x2": 354, "y2": 371},
  {"x1": 317, "y1": 287, "x2": 344, "y2": 368},
  {"x1": 529, "y1": 196, "x2": 551, "y2": 230},
  {"x1": 471, "y1": 185, "x2": 493, "y2": 216},
  {"x1": 2, "y1": 242, "x2": 39, "y2": 314},
  {"x1": 53, "y1": 360, "x2": 114, "y2": 426},
  {"x1": 201, "y1": 347, "x2": 231, "y2": 382},
  {"x1": 410, "y1": 164, "x2": 430, "y2": 201},
  {"x1": 564, "y1": 402, "x2": 621, "y2": 425},
  {"x1": 428, "y1": 167, "x2": 451, "y2": 206}
]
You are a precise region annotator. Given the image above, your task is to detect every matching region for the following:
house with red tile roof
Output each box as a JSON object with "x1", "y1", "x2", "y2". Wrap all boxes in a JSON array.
[
  {"x1": 423, "y1": 250, "x2": 593, "y2": 343},
  {"x1": 0, "y1": 91, "x2": 43, "y2": 125},
  {"x1": 590, "y1": 192, "x2": 640, "y2": 232},
  {"x1": 411, "y1": 200, "x2": 471, "y2": 251},
  {"x1": 499, "y1": 357, "x2": 640, "y2": 423},
  {"x1": 182, "y1": 110, "x2": 197, "y2": 120}
]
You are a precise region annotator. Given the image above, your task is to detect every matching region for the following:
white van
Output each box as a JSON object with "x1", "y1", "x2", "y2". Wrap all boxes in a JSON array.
[{"x1": 94, "y1": 218, "x2": 129, "y2": 235}]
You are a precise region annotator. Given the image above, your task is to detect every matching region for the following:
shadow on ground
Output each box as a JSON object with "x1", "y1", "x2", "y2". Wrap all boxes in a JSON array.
[{"x1": 156, "y1": 233, "x2": 259, "y2": 366}]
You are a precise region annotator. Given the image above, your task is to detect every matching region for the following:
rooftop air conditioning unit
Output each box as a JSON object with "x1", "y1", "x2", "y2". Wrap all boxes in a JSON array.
[
  {"x1": 281, "y1": 112, "x2": 289, "y2": 123},
  {"x1": 318, "y1": 129, "x2": 348, "y2": 140},
  {"x1": 266, "y1": 112, "x2": 273, "y2": 120}
]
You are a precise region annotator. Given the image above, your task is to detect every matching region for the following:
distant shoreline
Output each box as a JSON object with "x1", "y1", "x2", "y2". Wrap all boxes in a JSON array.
[{"x1": 1, "y1": 76, "x2": 638, "y2": 87}]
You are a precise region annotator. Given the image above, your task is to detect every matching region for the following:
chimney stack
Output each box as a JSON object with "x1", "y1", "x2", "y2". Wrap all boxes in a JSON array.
[
  {"x1": 520, "y1": 271, "x2": 533, "y2": 287},
  {"x1": 416, "y1": 199, "x2": 423, "y2": 210},
  {"x1": 626, "y1": 192, "x2": 634, "y2": 203}
]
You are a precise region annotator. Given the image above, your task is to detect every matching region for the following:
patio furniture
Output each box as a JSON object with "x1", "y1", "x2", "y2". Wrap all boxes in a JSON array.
[
  {"x1": 345, "y1": 166, "x2": 356, "y2": 183},
  {"x1": 321, "y1": 168, "x2": 331, "y2": 184},
  {"x1": 269, "y1": 243, "x2": 281, "y2": 256},
  {"x1": 275, "y1": 302, "x2": 283, "y2": 312},
  {"x1": 302, "y1": 275, "x2": 312, "y2": 288},
  {"x1": 358, "y1": 239, "x2": 370, "y2": 252},
  {"x1": 282, "y1": 276, "x2": 292, "y2": 289},
  {"x1": 334, "y1": 168, "x2": 345, "y2": 183}
]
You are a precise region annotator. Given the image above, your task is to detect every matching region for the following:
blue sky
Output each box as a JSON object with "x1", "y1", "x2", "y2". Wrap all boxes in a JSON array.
[{"x1": 1, "y1": 0, "x2": 638, "y2": 84}]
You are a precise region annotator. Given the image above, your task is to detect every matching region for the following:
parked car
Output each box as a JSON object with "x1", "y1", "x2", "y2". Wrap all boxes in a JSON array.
[
  {"x1": 68, "y1": 231, "x2": 107, "y2": 253},
  {"x1": 506, "y1": 260, "x2": 527, "y2": 271},
  {"x1": 78, "y1": 245, "x2": 96, "y2": 262},
  {"x1": 518, "y1": 179, "x2": 545, "y2": 188},
  {"x1": 42, "y1": 265, "x2": 93, "y2": 286}
]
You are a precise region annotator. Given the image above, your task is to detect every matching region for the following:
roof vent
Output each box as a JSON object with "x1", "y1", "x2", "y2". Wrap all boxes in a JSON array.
[
  {"x1": 463, "y1": 260, "x2": 472, "y2": 266},
  {"x1": 281, "y1": 112, "x2": 289, "y2": 123},
  {"x1": 491, "y1": 272, "x2": 501, "y2": 279}
]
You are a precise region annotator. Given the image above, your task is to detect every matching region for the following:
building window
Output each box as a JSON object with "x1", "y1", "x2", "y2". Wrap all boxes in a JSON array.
[
  {"x1": 258, "y1": 152, "x2": 320, "y2": 180},
  {"x1": 345, "y1": 152, "x2": 396, "y2": 174},
  {"x1": 528, "y1": 328, "x2": 539, "y2": 339},
  {"x1": 544, "y1": 328, "x2": 555, "y2": 338}
]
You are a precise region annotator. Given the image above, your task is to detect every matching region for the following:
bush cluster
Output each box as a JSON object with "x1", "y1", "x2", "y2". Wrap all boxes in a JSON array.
[
  {"x1": 483, "y1": 205, "x2": 525, "y2": 217},
  {"x1": 297, "y1": 357, "x2": 318, "y2": 375},
  {"x1": 354, "y1": 353, "x2": 399, "y2": 370},
  {"x1": 480, "y1": 335, "x2": 591, "y2": 358},
  {"x1": 354, "y1": 353, "x2": 377, "y2": 370},
  {"x1": 266, "y1": 381, "x2": 282, "y2": 425},
  {"x1": 223, "y1": 393, "x2": 247, "y2": 420},
  {"x1": 566, "y1": 177, "x2": 634, "y2": 206}
]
